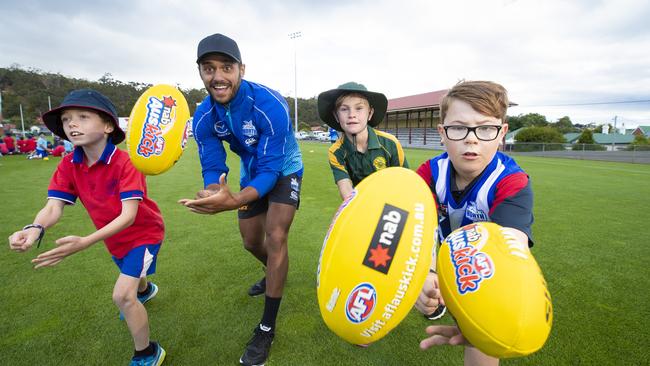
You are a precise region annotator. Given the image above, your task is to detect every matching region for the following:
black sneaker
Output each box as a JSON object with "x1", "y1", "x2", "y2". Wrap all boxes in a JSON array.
[
  {"x1": 239, "y1": 325, "x2": 274, "y2": 366},
  {"x1": 247, "y1": 277, "x2": 266, "y2": 297},
  {"x1": 425, "y1": 304, "x2": 447, "y2": 320}
]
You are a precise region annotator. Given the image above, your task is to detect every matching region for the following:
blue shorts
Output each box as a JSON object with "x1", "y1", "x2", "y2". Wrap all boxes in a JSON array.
[
  {"x1": 36, "y1": 149, "x2": 48, "y2": 158},
  {"x1": 112, "y1": 244, "x2": 161, "y2": 278}
]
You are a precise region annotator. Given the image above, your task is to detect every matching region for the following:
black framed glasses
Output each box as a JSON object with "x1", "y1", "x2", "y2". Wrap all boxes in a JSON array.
[{"x1": 442, "y1": 125, "x2": 503, "y2": 141}]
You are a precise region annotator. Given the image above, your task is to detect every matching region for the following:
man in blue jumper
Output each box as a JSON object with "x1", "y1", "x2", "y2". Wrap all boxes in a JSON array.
[{"x1": 179, "y1": 33, "x2": 303, "y2": 366}]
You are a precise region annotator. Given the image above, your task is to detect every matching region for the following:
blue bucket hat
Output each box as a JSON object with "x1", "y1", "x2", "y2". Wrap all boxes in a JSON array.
[{"x1": 42, "y1": 89, "x2": 124, "y2": 144}]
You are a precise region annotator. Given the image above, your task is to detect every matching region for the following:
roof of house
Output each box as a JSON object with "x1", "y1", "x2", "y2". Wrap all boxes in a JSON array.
[
  {"x1": 592, "y1": 133, "x2": 635, "y2": 144},
  {"x1": 563, "y1": 132, "x2": 582, "y2": 143},
  {"x1": 505, "y1": 127, "x2": 528, "y2": 141},
  {"x1": 387, "y1": 89, "x2": 518, "y2": 113},
  {"x1": 387, "y1": 90, "x2": 448, "y2": 112},
  {"x1": 634, "y1": 126, "x2": 650, "y2": 135}
]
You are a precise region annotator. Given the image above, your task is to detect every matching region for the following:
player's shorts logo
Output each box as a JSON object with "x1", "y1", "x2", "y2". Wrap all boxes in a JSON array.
[
  {"x1": 345, "y1": 283, "x2": 376, "y2": 323},
  {"x1": 290, "y1": 177, "x2": 300, "y2": 192}
]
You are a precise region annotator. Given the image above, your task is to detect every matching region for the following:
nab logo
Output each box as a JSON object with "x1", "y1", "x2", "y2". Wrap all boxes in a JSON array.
[
  {"x1": 345, "y1": 283, "x2": 376, "y2": 323},
  {"x1": 362, "y1": 204, "x2": 409, "y2": 274}
]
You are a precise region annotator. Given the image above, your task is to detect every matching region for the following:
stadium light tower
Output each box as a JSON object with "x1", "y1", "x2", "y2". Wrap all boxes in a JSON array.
[{"x1": 289, "y1": 31, "x2": 302, "y2": 133}]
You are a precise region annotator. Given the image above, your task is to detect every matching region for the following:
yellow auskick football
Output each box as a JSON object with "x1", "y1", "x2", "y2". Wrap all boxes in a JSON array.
[
  {"x1": 437, "y1": 222, "x2": 553, "y2": 358},
  {"x1": 126, "y1": 84, "x2": 190, "y2": 175},
  {"x1": 317, "y1": 167, "x2": 437, "y2": 345}
]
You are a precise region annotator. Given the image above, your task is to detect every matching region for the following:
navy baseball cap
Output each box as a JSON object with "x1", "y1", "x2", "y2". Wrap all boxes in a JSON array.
[
  {"x1": 197, "y1": 33, "x2": 242, "y2": 64},
  {"x1": 42, "y1": 89, "x2": 124, "y2": 144}
]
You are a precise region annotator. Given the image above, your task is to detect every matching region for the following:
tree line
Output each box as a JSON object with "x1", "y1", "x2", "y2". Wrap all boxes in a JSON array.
[
  {"x1": 4, "y1": 65, "x2": 645, "y2": 147},
  {"x1": 0, "y1": 65, "x2": 323, "y2": 129}
]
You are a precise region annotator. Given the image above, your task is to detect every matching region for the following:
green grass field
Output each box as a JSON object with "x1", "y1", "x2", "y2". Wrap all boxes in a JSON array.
[{"x1": 1, "y1": 141, "x2": 649, "y2": 365}]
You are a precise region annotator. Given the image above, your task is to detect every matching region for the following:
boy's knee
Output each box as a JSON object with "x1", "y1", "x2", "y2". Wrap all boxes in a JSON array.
[{"x1": 112, "y1": 287, "x2": 137, "y2": 308}]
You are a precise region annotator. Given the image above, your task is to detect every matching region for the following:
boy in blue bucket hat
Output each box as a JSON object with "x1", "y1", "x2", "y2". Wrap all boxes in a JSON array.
[{"x1": 8, "y1": 89, "x2": 167, "y2": 366}]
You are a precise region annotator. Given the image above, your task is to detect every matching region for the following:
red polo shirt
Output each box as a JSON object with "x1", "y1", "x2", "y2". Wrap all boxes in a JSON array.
[
  {"x1": 26, "y1": 138, "x2": 37, "y2": 152},
  {"x1": 51, "y1": 145, "x2": 66, "y2": 157},
  {"x1": 3, "y1": 136, "x2": 15, "y2": 150},
  {"x1": 17, "y1": 139, "x2": 28, "y2": 153},
  {"x1": 47, "y1": 144, "x2": 164, "y2": 258}
]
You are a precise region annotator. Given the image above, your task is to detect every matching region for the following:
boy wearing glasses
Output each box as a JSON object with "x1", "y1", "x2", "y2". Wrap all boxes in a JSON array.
[{"x1": 415, "y1": 80, "x2": 533, "y2": 366}]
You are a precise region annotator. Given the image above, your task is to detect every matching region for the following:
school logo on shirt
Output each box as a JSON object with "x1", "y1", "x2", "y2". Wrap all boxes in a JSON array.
[
  {"x1": 373, "y1": 157, "x2": 387, "y2": 170},
  {"x1": 106, "y1": 179, "x2": 120, "y2": 196},
  {"x1": 465, "y1": 201, "x2": 488, "y2": 222}
]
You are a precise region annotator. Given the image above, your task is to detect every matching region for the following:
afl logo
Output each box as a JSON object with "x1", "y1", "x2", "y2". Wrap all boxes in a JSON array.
[{"x1": 345, "y1": 283, "x2": 376, "y2": 323}]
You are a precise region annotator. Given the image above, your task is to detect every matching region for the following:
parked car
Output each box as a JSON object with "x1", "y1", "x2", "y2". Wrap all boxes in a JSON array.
[
  {"x1": 295, "y1": 131, "x2": 309, "y2": 140},
  {"x1": 314, "y1": 131, "x2": 329, "y2": 142}
]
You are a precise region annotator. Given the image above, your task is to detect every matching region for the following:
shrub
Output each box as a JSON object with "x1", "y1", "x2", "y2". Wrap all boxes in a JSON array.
[{"x1": 515, "y1": 126, "x2": 566, "y2": 143}]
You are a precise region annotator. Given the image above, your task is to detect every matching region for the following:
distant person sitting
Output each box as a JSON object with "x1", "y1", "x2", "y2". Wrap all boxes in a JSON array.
[
  {"x1": 63, "y1": 139, "x2": 74, "y2": 154},
  {"x1": 17, "y1": 136, "x2": 29, "y2": 154},
  {"x1": 3, "y1": 133, "x2": 16, "y2": 154},
  {"x1": 51, "y1": 141, "x2": 66, "y2": 157},
  {"x1": 25, "y1": 135, "x2": 37, "y2": 153},
  {"x1": 32, "y1": 133, "x2": 49, "y2": 159}
]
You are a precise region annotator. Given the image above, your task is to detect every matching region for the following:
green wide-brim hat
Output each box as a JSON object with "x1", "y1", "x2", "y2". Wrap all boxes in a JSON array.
[{"x1": 317, "y1": 82, "x2": 388, "y2": 132}]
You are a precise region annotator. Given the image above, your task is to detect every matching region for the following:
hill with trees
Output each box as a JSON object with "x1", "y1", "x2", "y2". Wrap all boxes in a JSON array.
[{"x1": 0, "y1": 65, "x2": 322, "y2": 129}]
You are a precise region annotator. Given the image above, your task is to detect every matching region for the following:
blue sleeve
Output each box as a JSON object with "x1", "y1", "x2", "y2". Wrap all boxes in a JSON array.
[
  {"x1": 192, "y1": 101, "x2": 229, "y2": 188},
  {"x1": 248, "y1": 89, "x2": 292, "y2": 196}
]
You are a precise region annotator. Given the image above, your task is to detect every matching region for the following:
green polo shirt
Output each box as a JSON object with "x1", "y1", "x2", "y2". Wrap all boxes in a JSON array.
[{"x1": 328, "y1": 127, "x2": 409, "y2": 186}]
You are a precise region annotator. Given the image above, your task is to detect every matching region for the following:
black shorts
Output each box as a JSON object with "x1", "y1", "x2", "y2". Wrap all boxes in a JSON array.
[{"x1": 238, "y1": 173, "x2": 302, "y2": 219}]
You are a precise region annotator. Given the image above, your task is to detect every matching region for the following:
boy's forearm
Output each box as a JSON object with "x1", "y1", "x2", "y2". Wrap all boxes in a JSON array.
[
  {"x1": 336, "y1": 179, "x2": 353, "y2": 200},
  {"x1": 31, "y1": 200, "x2": 65, "y2": 229},
  {"x1": 82, "y1": 202, "x2": 138, "y2": 246}
]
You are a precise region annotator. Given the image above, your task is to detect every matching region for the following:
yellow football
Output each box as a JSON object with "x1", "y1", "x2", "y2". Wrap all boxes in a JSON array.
[
  {"x1": 437, "y1": 222, "x2": 553, "y2": 358},
  {"x1": 126, "y1": 84, "x2": 190, "y2": 175},
  {"x1": 317, "y1": 167, "x2": 437, "y2": 345}
]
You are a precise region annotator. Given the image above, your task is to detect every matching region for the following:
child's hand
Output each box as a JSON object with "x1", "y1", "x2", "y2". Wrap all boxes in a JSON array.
[
  {"x1": 420, "y1": 325, "x2": 470, "y2": 349},
  {"x1": 31, "y1": 236, "x2": 90, "y2": 269},
  {"x1": 415, "y1": 272, "x2": 445, "y2": 315},
  {"x1": 8, "y1": 228, "x2": 41, "y2": 252}
]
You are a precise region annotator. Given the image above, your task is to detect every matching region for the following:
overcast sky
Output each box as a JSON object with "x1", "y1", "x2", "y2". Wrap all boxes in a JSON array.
[{"x1": 2, "y1": 0, "x2": 650, "y2": 128}]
